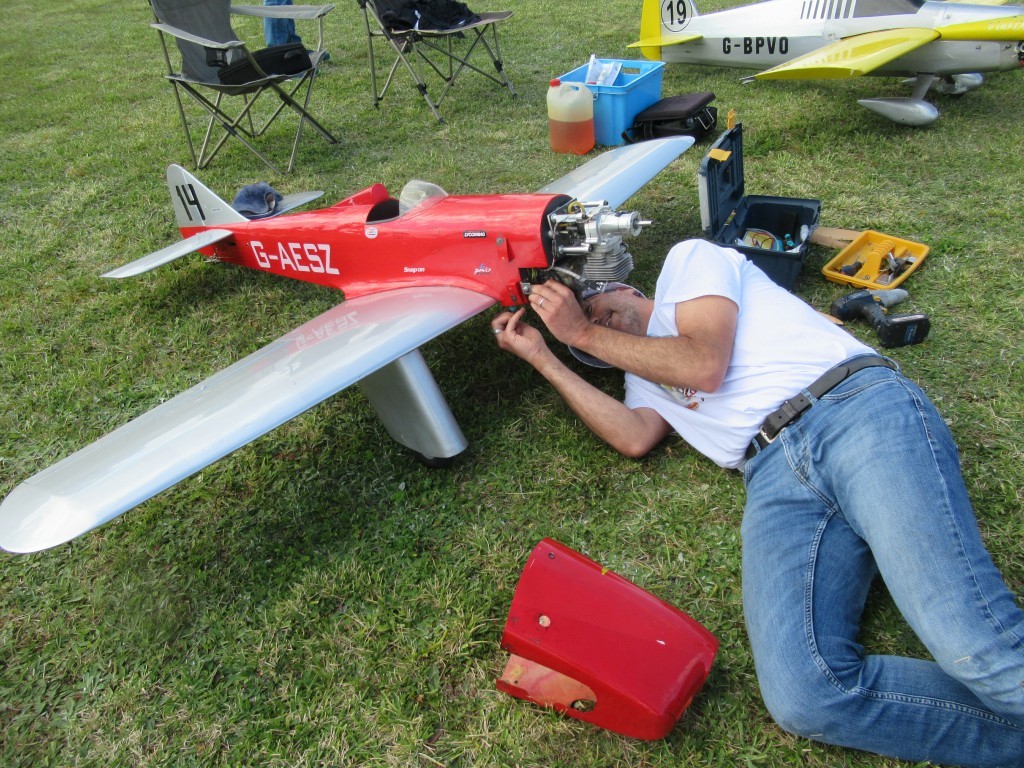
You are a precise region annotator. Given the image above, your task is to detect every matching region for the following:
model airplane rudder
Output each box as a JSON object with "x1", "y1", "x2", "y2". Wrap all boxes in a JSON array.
[
  {"x1": 639, "y1": 0, "x2": 664, "y2": 60},
  {"x1": 638, "y1": 0, "x2": 701, "y2": 60},
  {"x1": 167, "y1": 164, "x2": 247, "y2": 231},
  {"x1": 100, "y1": 164, "x2": 246, "y2": 279}
]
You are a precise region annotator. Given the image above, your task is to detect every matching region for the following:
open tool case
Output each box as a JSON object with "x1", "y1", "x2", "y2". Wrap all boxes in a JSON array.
[
  {"x1": 821, "y1": 230, "x2": 929, "y2": 289},
  {"x1": 698, "y1": 123, "x2": 820, "y2": 289}
]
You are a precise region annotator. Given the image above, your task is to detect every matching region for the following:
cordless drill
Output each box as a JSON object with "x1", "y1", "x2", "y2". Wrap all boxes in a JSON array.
[{"x1": 830, "y1": 289, "x2": 930, "y2": 348}]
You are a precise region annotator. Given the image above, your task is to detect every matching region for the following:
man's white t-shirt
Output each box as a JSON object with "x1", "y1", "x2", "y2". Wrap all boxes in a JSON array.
[{"x1": 623, "y1": 240, "x2": 872, "y2": 468}]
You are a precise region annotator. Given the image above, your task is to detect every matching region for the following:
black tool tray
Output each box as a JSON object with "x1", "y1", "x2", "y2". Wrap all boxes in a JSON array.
[{"x1": 697, "y1": 124, "x2": 821, "y2": 289}]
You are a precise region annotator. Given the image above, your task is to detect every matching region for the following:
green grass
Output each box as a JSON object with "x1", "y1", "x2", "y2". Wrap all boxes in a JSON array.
[{"x1": 1, "y1": 0, "x2": 1022, "y2": 765}]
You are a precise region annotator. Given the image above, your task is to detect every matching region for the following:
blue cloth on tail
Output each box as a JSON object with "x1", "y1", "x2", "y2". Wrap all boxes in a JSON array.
[{"x1": 232, "y1": 182, "x2": 284, "y2": 218}]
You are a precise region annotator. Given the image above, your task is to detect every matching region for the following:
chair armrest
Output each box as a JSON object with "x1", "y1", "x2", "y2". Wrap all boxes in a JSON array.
[
  {"x1": 230, "y1": 4, "x2": 334, "y2": 54},
  {"x1": 231, "y1": 4, "x2": 335, "y2": 21},
  {"x1": 151, "y1": 22, "x2": 246, "y2": 51}
]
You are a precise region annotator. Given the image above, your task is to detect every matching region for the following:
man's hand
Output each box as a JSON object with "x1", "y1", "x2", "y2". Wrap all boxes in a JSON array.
[
  {"x1": 491, "y1": 305, "x2": 672, "y2": 458},
  {"x1": 526, "y1": 280, "x2": 589, "y2": 347},
  {"x1": 491, "y1": 307, "x2": 553, "y2": 366}
]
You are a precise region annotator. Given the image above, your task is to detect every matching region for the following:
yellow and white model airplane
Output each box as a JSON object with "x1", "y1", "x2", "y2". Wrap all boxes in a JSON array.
[{"x1": 632, "y1": 0, "x2": 1024, "y2": 124}]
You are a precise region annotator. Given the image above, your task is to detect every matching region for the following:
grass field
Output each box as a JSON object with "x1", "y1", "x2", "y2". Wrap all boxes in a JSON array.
[{"x1": 1, "y1": 0, "x2": 1022, "y2": 766}]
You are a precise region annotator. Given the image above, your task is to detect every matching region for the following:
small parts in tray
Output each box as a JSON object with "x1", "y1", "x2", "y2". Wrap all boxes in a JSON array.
[
  {"x1": 819, "y1": 230, "x2": 929, "y2": 290},
  {"x1": 739, "y1": 225, "x2": 809, "y2": 253}
]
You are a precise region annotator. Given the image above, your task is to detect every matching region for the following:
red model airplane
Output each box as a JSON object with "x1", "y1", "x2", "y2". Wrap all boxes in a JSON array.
[{"x1": 0, "y1": 138, "x2": 693, "y2": 553}]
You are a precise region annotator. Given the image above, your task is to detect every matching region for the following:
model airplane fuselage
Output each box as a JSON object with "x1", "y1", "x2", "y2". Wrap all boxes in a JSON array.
[
  {"x1": 130, "y1": 159, "x2": 674, "y2": 309},
  {"x1": 634, "y1": 0, "x2": 1024, "y2": 124},
  {"x1": 177, "y1": 185, "x2": 641, "y2": 308},
  {"x1": 0, "y1": 139, "x2": 693, "y2": 554}
]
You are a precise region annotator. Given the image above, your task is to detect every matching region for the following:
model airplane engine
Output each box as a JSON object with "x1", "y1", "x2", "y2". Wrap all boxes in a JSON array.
[{"x1": 545, "y1": 199, "x2": 651, "y2": 287}]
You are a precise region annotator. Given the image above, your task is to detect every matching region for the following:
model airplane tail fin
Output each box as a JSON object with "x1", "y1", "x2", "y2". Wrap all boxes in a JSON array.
[
  {"x1": 636, "y1": 0, "x2": 700, "y2": 60},
  {"x1": 167, "y1": 164, "x2": 248, "y2": 230},
  {"x1": 638, "y1": 0, "x2": 663, "y2": 60}
]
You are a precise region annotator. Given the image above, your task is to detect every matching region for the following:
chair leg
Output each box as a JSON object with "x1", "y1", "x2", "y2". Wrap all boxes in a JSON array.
[
  {"x1": 196, "y1": 91, "x2": 267, "y2": 170},
  {"x1": 484, "y1": 25, "x2": 516, "y2": 96},
  {"x1": 269, "y1": 73, "x2": 338, "y2": 143},
  {"x1": 282, "y1": 69, "x2": 338, "y2": 173},
  {"x1": 196, "y1": 92, "x2": 270, "y2": 168},
  {"x1": 197, "y1": 92, "x2": 226, "y2": 168},
  {"x1": 360, "y1": 6, "x2": 382, "y2": 108},
  {"x1": 172, "y1": 74, "x2": 336, "y2": 175},
  {"x1": 170, "y1": 82, "x2": 200, "y2": 168},
  {"x1": 413, "y1": 27, "x2": 516, "y2": 109},
  {"x1": 359, "y1": 10, "x2": 514, "y2": 123},
  {"x1": 384, "y1": 34, "x2": 444, "y2": 122},
  {"x1": 178, "y1": 85, "x2": 290, "y2": 174}
]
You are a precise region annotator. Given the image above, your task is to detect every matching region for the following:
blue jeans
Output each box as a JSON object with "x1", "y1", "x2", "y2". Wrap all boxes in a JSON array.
[
  {"x1": 741, "y1": 363, "x2": 1024, "y2": 767},
  {"x1": 264, "y1": 0, "x2": 302, "y2": 47}
]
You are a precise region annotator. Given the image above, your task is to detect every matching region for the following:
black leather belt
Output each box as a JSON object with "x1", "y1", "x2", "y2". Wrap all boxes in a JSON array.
[{"x1": 745, "y1": 355, "x2": 897, "y2": 461}]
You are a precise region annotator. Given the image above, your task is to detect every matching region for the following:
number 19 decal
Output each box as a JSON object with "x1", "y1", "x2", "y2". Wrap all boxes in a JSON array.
[{"x1": 662, "y1": 0, "x2": 691, "y2": 32}]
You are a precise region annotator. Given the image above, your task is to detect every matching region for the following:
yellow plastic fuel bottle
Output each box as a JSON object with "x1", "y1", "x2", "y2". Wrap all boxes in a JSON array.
[{"x1": 547, "y1": 79, "x2": 595, "y2": 155}]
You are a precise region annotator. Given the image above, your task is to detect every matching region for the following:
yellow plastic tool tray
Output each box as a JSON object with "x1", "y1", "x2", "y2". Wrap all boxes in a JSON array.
[{"x1": 821, "y1": 231, "x2": 928, "y2": 289}]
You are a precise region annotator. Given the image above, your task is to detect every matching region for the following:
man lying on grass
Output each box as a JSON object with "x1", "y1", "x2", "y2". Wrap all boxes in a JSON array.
[{"x1": 492, "y1": 239, "x2": 1024, "y2": 767}]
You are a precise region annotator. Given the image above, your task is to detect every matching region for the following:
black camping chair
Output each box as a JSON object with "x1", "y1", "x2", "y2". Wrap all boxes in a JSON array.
[
  {"x1": 356, "y1": 0, "x2": 516, "y2": 123},
  {"x1": 150, "y1": 0, "x2": 338, "y2": 173}
]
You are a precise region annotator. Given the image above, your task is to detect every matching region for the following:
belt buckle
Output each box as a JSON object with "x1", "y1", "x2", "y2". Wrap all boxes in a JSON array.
[{"x1": 758, "y1": 425, "x2": 779, "y2": 446}]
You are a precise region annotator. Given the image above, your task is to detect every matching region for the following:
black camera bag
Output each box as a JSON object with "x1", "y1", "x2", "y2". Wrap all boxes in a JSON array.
[
  {"x1": 217, "y1": 43, "x2": 311, "y2": 86},
  {"x1": 622, "y1": 92, "x2": 718, "y2": 144}
]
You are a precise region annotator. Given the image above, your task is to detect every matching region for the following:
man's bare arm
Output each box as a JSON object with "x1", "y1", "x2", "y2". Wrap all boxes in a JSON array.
[
  {"x1": 528, "y1": 281, "x2": 737, "y2": 392},
  {"x1": 531, "y1": 352, "x2": 674, "y2": 457},
  {"x1": 493, "y1": 308, "x2": 672, "y2": 457}
]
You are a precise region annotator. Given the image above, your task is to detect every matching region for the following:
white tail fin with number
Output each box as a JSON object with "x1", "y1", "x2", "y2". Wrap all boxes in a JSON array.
[
  {"x1": 167, "y1": 164, "x2": 247, "y2": 229},
  {"x1": 104, "y1": 166, "x2": 324, "y2": 279}
]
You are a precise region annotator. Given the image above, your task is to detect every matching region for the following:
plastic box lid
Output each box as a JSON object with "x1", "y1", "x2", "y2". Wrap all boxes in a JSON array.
[{"x1": 697, "y1": 123, "x2": 746, "y2": 234}]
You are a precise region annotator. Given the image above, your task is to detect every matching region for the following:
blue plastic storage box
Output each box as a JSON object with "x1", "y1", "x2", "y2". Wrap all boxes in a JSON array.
[{"x1": 558, "y1": 59, "x2": 664, "y2": 146}]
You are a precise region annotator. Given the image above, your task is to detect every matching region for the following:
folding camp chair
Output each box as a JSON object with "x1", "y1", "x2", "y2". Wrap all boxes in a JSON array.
[
  {"x1": 356, "y1": 0, "x2": 516, "y2": 123},
  {"x1": 150, "y1": 0, "x2": 338, "y2": 173}
]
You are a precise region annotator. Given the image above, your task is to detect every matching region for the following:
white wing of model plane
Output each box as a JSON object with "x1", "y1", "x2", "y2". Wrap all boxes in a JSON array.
[
  {"x1": 275, "y1": 191, "x2": 326, "y2": 214},
  {"x1": 538, "y1": 136, "x2": 694, "y2": 205},
  {"x1": 0, "y1": 138, "x2": 692, "y2": 554},
  {"x1": 0, "y1": 288, "x2": 493, "y2": 554}
]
